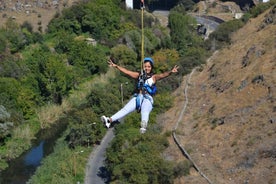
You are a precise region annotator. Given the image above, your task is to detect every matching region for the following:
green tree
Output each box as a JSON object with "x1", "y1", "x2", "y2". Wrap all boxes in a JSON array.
[
  {"x1": 0, "y1": 105, "x2": 14, "y2": 145},
  {"x1": 173, "y1": 160, "x2": 191, "y2": 178},
  {"x1": 0, "y1": 54, "x2": 28, "y2": 79},
  {"x1": 67, "y1": 40, "x2": 109, "y2": 75},
  {"x1": 17, "y1": 80, "x2": 40, "y2": 118},
  {"x1": 168, "y1": 11, "x2": 197, "y2": 56},
  {"x1": 120, "y1": 28, "x2": 160, "y2": 59},
  {"x1": 4, "y1": 18, "x2": 29, "y2": 53},
  {"x1": 110, "y1": 44, "x2": 138, "y2": 70},
  {"x1": 208, "y1": 19, "x2": 244, "y2": 45},
  {"x1": 152, "y1": 48, "x2": 179, "y2": 73},
  {"x1": 82, "y1": 3, "x2": 121, "y2": 40},
  {"x1": 23, "y1": 45, "x2": 52, "y2": 101},
  {"x1": 106, "y1": 133, "x2": 174, "y2": 183},
  {"x1": 0, "y1": 77, "x2": 24, "y2": 122},
  {"x1": 44, "y1": 54, "x2": 74, "y2": 104},
  {"x1": 48, "y1": 0, "x2": 122, "y2": 42},
  {"x1": 65, "y1": 108, "x2": 105, "y2": 148},
  {"x1": 47, "y1": 5, "x2": 83, "y2": 34},
  {"x1": 23, "y1": 45, "x2": 75, "y2": 104},
  {"x1": 86, "y1": 84, "x2": 121, "y2": 115},
  {"x1": 54, "y1": 31, "x2": 75, "y2": 54}
]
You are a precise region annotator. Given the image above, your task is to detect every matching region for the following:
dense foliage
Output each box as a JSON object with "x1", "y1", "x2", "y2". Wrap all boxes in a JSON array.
[
  {"x1": 208, "y1": 19, "x2": 244, "y2": 46},
  {"x1": 106, "y1": 132, "x2": 174, "y2": 183},
  {"x1": 168, "y1": 7, "x2": 210, "y2": 74},
  {"x1": 3, "y1": 0, "x2": 272, "y2": 183},
  {"x1": 0, "y1": 0, "x2": 210, "y2": 181}
]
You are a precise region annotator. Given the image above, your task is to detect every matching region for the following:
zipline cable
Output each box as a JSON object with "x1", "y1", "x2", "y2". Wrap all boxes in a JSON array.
[{"x1": 140, "y1": 0, "x2": 145, "y2": 72}]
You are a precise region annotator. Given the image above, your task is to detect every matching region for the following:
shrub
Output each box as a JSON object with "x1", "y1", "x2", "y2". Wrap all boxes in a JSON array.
[
  {"x1": 0, "y1": 105, "x2": 14, "y2": 144},
  {"x1": 105, "y1": 133, "x2": 174, "y2": 183},
  {"x1": 173, "y1": 160, "x2": 192, "y2": 178},
  {"x1": 249, "y1": 2, "x2": 274, "y2": 18},
  {"x1": 208, "y1": 19, "x2": 244, "y2": 46}
]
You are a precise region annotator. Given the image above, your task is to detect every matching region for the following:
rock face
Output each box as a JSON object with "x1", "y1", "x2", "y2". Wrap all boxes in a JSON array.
[
  {"x1": 258, "y1": 5, "x2": 276, "y2": 30},
  {"x1": 160, "y1": 5, "x2": 276, "y2": 184}
]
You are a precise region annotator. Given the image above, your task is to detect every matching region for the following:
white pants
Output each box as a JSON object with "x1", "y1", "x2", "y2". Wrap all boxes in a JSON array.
[{"x1": 111, "y1": 95, "x2": 153, "y2": 124}]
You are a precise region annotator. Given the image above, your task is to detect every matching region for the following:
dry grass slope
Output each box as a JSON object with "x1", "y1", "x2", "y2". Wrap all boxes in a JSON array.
[
  {"x1": 0, "y1": 0, "x2": 78, "y2": 32},
  {"x1": 161, "y1": 6, "x2": 276, "y2": 184}
]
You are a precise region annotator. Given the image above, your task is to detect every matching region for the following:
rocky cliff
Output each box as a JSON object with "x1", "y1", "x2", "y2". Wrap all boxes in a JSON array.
[{"x1": 161, "y1": 5, "x2": 275, "y2": 184}]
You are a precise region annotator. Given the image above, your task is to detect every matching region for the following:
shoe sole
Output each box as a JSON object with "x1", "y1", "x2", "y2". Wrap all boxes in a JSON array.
[{"x1": 101, "y1": 116, "x2": 110, "y2": 128}]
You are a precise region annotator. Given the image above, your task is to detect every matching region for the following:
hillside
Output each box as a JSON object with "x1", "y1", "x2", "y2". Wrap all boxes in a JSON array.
[
  {"x1": 160, "y1": 5, "x2": 276, "y2": 184},
  {"x1": 0, "y1": 0, "x2": 78, "y2": 32},
  {"x1": 1, "y1": 1, "x2": 274, "y2": 183},
  {"x1": 0, "y1": 0, "x2": 260, "y2": 33}
]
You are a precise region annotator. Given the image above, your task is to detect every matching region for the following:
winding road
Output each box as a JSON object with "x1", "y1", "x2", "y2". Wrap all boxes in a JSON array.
[{"x1": 85, "y1": 128, "x2": 115, "y2": 184}]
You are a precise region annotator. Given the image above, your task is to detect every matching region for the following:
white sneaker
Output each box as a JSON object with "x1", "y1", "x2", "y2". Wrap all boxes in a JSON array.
[
  {"x1": 101, "y1": 115, "x2": 111, "y2": 128},
  {"x1": 140, "y1": 120, "x2": 147, "y2": 134}
]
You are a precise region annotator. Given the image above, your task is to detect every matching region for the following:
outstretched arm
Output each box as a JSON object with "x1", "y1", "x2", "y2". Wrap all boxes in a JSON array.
[
  {"x1": 108, "y1": 59, "x2": 140, "y2": 79},
  {"x1": 154, "y1": 65, "x2": 179, "y2": 81}
]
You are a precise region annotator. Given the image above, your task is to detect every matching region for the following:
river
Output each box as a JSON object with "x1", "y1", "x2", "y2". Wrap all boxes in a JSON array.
[{"x1": 0, "y1": 120, "x2": 67, "y2": 184}]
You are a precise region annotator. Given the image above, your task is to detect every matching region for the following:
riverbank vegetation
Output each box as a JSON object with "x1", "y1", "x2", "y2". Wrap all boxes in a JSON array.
[{"x1": 1, "y1": 0, "x2": 274, "y2": 183}]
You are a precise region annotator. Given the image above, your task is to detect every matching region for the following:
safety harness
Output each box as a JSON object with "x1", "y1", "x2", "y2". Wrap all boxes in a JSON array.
[
  {"x1": 137, "y1": 71, "x2": 156, "y2": 96},
  {"x1": 135, "y1": 71, "x2": 156, "y2": 112}
]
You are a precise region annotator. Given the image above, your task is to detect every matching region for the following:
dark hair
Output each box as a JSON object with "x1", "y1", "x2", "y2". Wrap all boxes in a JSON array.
[{"x1": 143, "y1": 57, "x2": 154, "y2": 68}]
